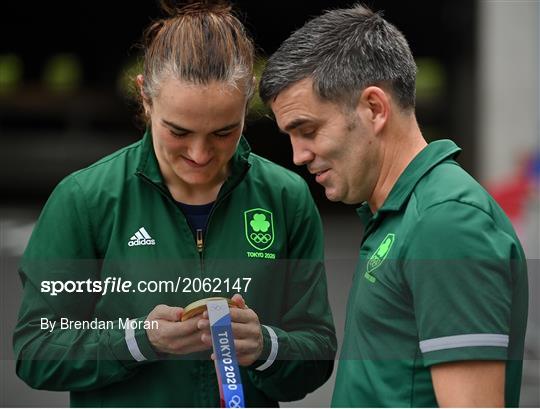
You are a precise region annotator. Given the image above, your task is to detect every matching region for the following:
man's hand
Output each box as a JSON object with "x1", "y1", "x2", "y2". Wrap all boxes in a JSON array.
[
  {"x1": 431, "y1": 360, "x2": 505, "y2": 407},
  {"x1": 198, "y1": 294, "x2": 264, "y2": 366},
  {"x1": 146, "y1": 304, "x2": 211, "y2": 355}
]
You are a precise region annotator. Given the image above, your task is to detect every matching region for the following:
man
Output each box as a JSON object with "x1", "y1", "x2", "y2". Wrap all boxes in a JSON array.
[{"x1": 260, "y1": 5, "x2": 528, "y2": 407}]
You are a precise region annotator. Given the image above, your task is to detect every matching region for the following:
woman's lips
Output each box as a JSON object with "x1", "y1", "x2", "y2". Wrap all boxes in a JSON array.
[{"x1": 182, "y1": 156, "x2": 212, "y2": 168}]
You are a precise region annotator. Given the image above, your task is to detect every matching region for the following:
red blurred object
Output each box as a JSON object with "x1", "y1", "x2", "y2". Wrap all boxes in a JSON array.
[
  {"x1": 487, "y1": 152, "x2": 538, "y2": 222},
  {"x1": 489, "y1": 177, "x2": 531, "y2": 221}
]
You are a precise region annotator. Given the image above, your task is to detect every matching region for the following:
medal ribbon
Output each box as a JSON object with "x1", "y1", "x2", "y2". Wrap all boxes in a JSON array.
[{"x1": 207, "y1": 299, "x2": 245, "y2": 408}]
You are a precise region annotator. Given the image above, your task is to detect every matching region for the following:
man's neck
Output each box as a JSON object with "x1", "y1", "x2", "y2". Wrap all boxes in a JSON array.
[{"x1": 368, "y1": 116, "x2": 427, "y2": 213}]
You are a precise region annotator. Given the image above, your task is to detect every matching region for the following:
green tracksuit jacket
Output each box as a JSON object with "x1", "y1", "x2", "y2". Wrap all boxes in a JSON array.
[{"x1": 13, "y1": 131, "x2": 337, "y2": 407}]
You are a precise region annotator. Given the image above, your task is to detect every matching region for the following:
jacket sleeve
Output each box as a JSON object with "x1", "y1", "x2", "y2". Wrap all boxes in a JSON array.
[
  {"x1": 12, "y1": 176, "x2": 159, "y2": 391},
  {"x1": 247, "y1": 180, "x2": 337, "y2": 401}
]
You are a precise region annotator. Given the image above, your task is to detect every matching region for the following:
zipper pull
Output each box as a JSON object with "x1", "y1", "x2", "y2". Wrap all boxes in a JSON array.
[{"x1": 196, "y1": 229, "x2": 204, "y2": 253}]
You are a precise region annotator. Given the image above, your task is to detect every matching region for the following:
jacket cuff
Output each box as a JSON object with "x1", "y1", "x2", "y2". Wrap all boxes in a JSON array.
[
  {"x1": 110, "y1": 317, "x2": 160, "y2": 369},
  {"x1": 249, "y1": 325, "x2": 279, "y2": 372}
]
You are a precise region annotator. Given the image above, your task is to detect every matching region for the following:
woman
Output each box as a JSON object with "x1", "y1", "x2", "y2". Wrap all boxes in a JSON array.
[{"x1": 13, "y1": 1, "x2": 336, "y2": 407}]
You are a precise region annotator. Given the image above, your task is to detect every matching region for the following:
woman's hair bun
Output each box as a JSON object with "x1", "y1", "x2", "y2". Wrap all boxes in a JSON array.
[{"x1": 159, "y1": 0, "x2": 232, "y2": 16}]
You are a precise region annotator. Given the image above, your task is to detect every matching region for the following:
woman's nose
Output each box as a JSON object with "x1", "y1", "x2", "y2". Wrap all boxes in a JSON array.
[{"x1": 188, "y1": 138, "x2": 213, "y2": 165}]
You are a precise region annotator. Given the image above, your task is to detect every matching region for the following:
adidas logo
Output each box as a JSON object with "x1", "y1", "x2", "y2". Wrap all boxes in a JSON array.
[{"x1": 128, "y1": 227, "x2": 156, "y2": 247}]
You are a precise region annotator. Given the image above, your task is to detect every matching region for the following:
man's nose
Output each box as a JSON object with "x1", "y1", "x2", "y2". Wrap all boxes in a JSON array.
[{"x1": 291, "y1": 137, "x2": 314, "y2": 166}]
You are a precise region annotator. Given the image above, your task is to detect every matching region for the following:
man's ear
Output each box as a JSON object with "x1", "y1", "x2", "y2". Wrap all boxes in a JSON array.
[{"x1": 356, "y1": 86, "x2": 390, "y2": 134}]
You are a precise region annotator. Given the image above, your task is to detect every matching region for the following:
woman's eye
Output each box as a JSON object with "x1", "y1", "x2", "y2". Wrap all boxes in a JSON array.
[
  {"x1": 214, "y1": 131, "x2": 233, "y2": 138},
  {"x1": 170, "y1": 130, "x2": 188, "y2": 138}
]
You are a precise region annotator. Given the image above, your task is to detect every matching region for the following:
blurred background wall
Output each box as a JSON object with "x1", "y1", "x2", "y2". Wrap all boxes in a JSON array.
[{"x1": 1, "y1": 0, "x2": 538, "y2": 406}]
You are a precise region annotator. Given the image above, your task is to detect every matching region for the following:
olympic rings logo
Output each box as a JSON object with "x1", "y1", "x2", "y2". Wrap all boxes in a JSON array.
[
  {"x1": 228, "y1": 395, "x2": 242, "y2": 408},
  {"x1": 249, "y1": 232, "x2": 271, "y2": 243}
]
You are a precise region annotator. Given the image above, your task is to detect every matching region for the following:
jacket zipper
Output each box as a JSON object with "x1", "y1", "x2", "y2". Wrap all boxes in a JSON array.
[
  {"x1": 196, "y1": 183, "x2": 243, "y2": 279},
  {"x1": 137, "y1": 166, "x2": 249, "y2": 279},
  {"x1": 196, "y1": 228, "x2": 204, "y2": 271},
  {"x1": 137, "y1": 173, "x2": 205, "y2": 271}
]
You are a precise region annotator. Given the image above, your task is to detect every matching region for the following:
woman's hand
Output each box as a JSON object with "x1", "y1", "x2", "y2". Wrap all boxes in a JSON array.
[
  {"x1": 198, "y1": 294, "x2": 264, "y2": 366},
  {"x1": 146, "y1": 304, "x2": 211, "y2": 355}
]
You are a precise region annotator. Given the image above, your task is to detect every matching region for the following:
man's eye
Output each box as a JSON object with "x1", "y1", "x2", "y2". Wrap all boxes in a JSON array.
[{"x1": 301, "y1": 129, "x2": 316, "y2": 138}]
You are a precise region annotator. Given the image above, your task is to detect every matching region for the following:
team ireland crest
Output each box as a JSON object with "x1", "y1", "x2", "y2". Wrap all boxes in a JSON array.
[
  {"x1": 365, "y1": 233, "x2": 395, "y2": 283},
  {"x1": 244, "y1": 208, "x2": 274, "y2": 251}
]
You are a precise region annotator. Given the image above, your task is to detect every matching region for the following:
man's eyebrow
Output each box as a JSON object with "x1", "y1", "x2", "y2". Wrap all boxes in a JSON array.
[{"x1": 283, "y1": 118, "x2": 312, "y2": 133}]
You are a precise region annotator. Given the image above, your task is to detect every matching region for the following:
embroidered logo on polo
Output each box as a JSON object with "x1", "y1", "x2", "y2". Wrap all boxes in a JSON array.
[
  {"x1": 127, "y1": 227, "x2": 156, "y2": 247},
  {"x1": 364, "y1": 233, "x2": 395, "y2": 283}
]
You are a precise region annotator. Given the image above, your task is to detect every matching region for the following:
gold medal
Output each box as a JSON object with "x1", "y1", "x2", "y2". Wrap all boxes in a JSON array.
[{"x1": 181, "y1": 297, "x2": 237, "y2": 321}]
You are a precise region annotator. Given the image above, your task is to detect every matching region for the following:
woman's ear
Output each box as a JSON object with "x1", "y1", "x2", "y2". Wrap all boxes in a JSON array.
[
  {"x1": 136, "y1": 74, "x2": 151, "y2": 116},
  {"x1": 243, "y1": 75, "x2": 258, "y2": 116},
  {"x1": 136, "y1": 74, "x2": 144, "y2": 94}
]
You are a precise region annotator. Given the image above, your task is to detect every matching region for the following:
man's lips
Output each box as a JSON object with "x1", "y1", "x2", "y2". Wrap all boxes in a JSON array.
[{"x1": 313, "y1": 169, "x2": 330, "y2": 184}]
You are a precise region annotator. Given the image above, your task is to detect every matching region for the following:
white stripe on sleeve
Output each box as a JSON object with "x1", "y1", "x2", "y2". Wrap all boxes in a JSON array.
[
  {"x1": 256, "y1": 325, "x2": 279, "y2": 371},
  {"x1": 125, "y1": 318, "x2": 147, "y2": 362},
  {"x1": 419, "y1": 333, "x2": 509, "y2": 353}
]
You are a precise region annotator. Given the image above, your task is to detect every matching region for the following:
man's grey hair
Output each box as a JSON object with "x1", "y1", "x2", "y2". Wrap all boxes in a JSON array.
[{"x1": 259, "y1": 4, "x2": 417, "y2": 110}]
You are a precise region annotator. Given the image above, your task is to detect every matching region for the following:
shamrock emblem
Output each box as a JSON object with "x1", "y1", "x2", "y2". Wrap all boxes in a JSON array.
[
  {"x1": 250, "y1": 213, "x2": 270, "y2": 232},
  {"x1": 244, "y1": 208, "x2": 274, "y2": 251},
  {"x1": 376, "y1": 237, "x2": 392, "y2": 258}
]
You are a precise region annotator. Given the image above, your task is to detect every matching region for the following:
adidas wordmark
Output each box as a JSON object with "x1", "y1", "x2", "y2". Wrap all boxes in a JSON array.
[{"x1": 128, "y1": 227, "x2": 156, "y2": 247}]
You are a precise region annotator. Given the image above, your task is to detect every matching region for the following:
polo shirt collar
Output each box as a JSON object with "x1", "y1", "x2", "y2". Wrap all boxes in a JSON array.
[{"x1": 356, "y1": 139, "x2": 461, "y2": 220}]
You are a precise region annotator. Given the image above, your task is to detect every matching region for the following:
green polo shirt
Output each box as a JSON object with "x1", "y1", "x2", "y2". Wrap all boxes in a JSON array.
[{"x1": 331, "y1": 140, "x2": 528, "y2": 407}]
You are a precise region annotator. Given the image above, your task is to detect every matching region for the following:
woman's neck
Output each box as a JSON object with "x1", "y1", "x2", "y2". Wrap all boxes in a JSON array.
[
  {"x1": 168, "y1": 182, "x2": 222, "y2": 205},
  {"x1": 161, "y1": 165, "x2": 228, "y2": 205}
]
